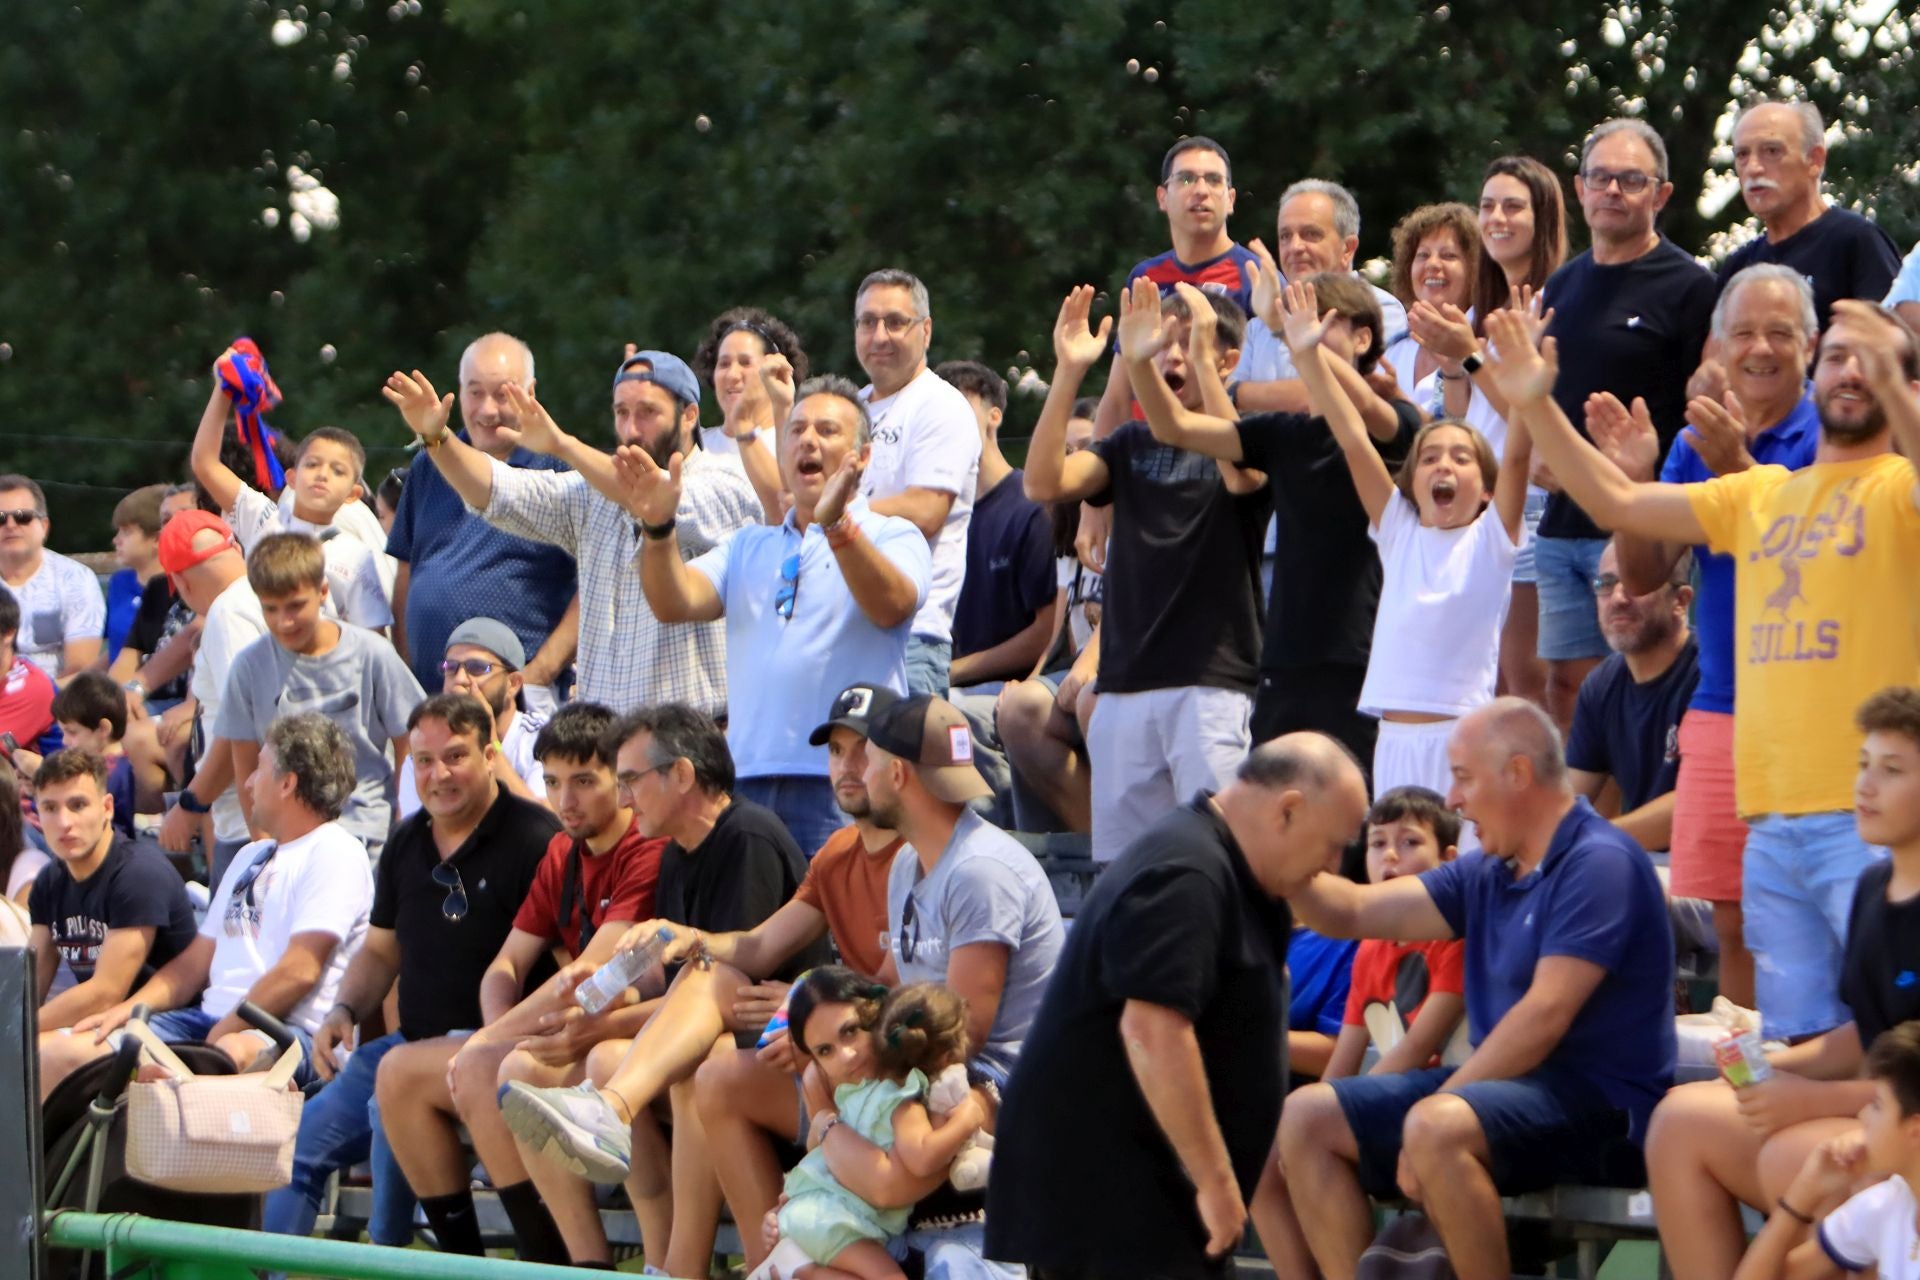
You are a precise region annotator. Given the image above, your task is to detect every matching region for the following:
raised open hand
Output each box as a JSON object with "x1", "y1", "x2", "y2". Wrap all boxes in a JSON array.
[
  {"x1": 1172, "y1": 282, "x2": 1218, "y2": 364},
  {"x1": 1278, "y1": 279, "x2": 1334, "y2": 356},
  {"x1": 1832, "y1": 298, "x2": 1913, "y2": 389},
  {"x1": 1584, "y1": 392, "x2": 1659, "y2": 481},
  {"x1": 502, "y1": 381, "x2": 565, "y2": 455},
  {"x1": 1245, "y1": 239, "x2": 1285, "y2": 330},
  {"x1": 612, "y1": 443, "x2": 683, "y2": 526},
  {"x1": 1052, "y1": 285, "x2": 1113, "y2": 373},
  {"x1": 1115, "y1": 276, "x2": 1169, "y2": 364},
  {"x1": 1506, "y1": 283, "x2": 1555, "y2": 350},
  {"x1": 814, "y1": 450, "x2": 866, "y2": 528},
  {"x1": 382, "y1": 370, "x2": 453, "y2": 443},
  {"x1": 1480, "y1": 311, "x2": 1560, "y2": 407},
  {"x1": 1682, "y1": 390, "x2": 1756, "y2": 476}
]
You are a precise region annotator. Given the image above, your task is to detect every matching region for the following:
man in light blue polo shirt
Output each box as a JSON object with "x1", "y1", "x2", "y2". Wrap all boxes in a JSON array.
[
  {"x1": 620, "y1": 374, "x2": 931, "y2": 855},
  {"x1": 1277, "y1": 698, "x2": 1675, "y2": 1280}
]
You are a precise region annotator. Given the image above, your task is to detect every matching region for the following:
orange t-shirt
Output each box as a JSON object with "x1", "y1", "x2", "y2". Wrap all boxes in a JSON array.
[{"x1": 793, "y1": 826, "x2": 903, "y2": 977}]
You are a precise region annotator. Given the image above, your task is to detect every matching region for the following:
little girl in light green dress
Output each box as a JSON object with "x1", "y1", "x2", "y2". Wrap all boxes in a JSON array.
[{"x1": 750, "y1": 968, "x2": 990, "y2": 1280}]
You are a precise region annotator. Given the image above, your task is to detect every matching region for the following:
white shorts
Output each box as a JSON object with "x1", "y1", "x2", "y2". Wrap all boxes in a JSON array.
[
  {"x1": 1087, "y1": 686, "x2": 1252, "y2": 861},
  {"x1": 1372, "y1": 718, "x2": 1476, "y2": 853}
]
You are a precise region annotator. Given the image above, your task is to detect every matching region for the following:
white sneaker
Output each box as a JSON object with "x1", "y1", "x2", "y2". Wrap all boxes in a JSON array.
[{"x1": 497, "y1": 1081, "x2": 632, "y2": 1183}]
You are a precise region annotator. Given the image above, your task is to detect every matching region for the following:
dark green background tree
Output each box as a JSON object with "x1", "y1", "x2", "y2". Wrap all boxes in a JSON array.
[{"x1": 3, "y1": 0, "x2": 1913, "y2": 549}]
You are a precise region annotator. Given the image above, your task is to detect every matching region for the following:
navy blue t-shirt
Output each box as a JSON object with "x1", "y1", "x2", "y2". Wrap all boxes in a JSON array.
[
  {"x1": 384, "y1": 440, "x2": 578, "y2": 691},
  {"x1": 951, "y1": 469, "x2": 1057, "y2": 667},
  {"x1": 1418, "y1": 799, "x2": 1676, "y2": 1136},
  {"x1": 1541, "y1": 241, "x2": 1717, "y2": 541},
  {"x1": 1717, "y1": 207, "x2": 1903, "y2": 330},
  {"x1": 1566, "y1": 638, "x2": 1701, "y2": 819}
]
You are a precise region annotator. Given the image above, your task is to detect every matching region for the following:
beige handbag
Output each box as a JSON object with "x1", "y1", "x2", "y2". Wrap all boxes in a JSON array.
[{"x1": 121, "y1": 1019, "x2": 305, "y2": 1193}]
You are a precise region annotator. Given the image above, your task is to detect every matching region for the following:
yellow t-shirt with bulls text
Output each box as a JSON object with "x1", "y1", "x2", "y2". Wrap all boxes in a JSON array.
[{"x1": 1686, "y1": 453, "x2": 1920, "y2": 816}]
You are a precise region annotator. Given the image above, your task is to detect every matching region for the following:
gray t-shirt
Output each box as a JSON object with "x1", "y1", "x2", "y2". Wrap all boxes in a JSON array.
[
  {"x1": 213, "y1": 624, "x2": 425, "y2": 847},
  {"x1": 886, "y1": 809, "x2": 1064, "y2": 1080}
]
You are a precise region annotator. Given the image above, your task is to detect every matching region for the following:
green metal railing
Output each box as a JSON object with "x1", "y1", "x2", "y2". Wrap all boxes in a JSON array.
[{"x1": 42, "y1": 1212, "x2": 601, "y2": 1280}]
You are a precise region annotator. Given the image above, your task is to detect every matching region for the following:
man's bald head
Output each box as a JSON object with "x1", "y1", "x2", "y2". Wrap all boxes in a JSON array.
[
  {"x1": 1225, "y1": 732, "x2": 1370, "y2": 896},
  {"x1": 1458, "y1": 697, "x2": 1567, "y2": 788},
  {"x1": 1240, "y1": 731, "x2": 1367, "y2": 796},
  {"x1": 459, "y1": 332, "x2": 535, "y2": 386}
]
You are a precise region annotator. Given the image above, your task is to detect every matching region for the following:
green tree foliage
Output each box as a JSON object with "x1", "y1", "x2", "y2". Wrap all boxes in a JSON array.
[{"x1": 3, "y1": 1, "x2": 1914, "y2": 547}]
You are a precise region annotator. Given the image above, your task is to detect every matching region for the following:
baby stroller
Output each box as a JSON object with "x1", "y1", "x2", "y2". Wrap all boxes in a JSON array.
[{"x1": 42, "y1": 1002, "x2": 299, "y2": 1280}]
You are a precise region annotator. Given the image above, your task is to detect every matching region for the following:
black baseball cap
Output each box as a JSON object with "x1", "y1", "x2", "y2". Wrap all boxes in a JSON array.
[{"x1": 808, "y1": 683, "x2": 901, "y2": 747}]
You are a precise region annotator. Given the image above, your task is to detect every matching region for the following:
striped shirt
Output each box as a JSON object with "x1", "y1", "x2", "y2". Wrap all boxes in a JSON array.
[{"x1": 476, "y1": 450, "x2": 758, "y2": 715}]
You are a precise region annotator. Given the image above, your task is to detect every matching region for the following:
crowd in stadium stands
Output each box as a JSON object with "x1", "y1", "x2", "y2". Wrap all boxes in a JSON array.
[{"x1": 8, "y1": 98, "x2": 1920, "y2": 1280}]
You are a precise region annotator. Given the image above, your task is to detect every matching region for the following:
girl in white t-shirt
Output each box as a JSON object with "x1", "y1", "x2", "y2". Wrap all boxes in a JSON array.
[{"x1": 1279, "y1": 280, "x2": 1531, "y2": 820}]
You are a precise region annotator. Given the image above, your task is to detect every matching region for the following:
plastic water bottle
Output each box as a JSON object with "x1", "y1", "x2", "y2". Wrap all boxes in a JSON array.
[{"x1": 575, "y1": 928, "x2": 674, "y2": 1015}]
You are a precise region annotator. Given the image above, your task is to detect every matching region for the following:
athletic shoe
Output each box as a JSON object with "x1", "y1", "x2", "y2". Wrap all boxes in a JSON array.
[{"x1": 498, "y1": 1081, "x2": 632, "y2": 1183}]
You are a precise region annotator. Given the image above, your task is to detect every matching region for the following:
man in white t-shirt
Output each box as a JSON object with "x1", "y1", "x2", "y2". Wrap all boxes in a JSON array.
[
  {"x1": 152, "y1": 511, "x2": 268, "y2": 883},
  {"x1": 0, "y1": 474, "x2": 106, "y2": 682},
  {"x1": 853, "y1": 268, "x2": 981, "y2": 696},
  {"x1": 59, "y1": 713, "x2": 373, "y2": 1090},
  {"x1": 396, "y1": 616, "x2": 548, "y2": 820}
]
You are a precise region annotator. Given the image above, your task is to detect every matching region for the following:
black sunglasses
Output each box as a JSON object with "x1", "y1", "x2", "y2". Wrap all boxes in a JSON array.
[
  {"x1": 233, "y1": 843, "x2": 281, "y2": 909},
  {"x1": 0, "y1": 509, "x2": 44, "y2": 527},
  {"x1": 431, "y1": 861, "x2": 469, "y2": 923}
]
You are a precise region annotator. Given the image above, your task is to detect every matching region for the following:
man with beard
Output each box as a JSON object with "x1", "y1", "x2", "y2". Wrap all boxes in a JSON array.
[
  {"x1": 383, "y1": 334, "x2": 579, "y2": 708},
  {"x1": 385, "y1": 348, "x2": 758, "y2": 714},
  {"x1": 1566, "y1": 541, "x2": 1699, "y2": 854},
  {"x1": 496, "y1": 688, "x2": 890, "y2": 1275},
  {"x1": 1481, "y1": 298, "x2": 1920, "y2": 1045},
  {"x1": 395, "y1": 617, "x2": 549, "y2": 819}
]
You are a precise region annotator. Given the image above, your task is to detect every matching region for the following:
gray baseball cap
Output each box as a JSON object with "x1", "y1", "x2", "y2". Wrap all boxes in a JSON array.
[{"x1": 443, "y1": 617, "x2": 525, "y2": 670}]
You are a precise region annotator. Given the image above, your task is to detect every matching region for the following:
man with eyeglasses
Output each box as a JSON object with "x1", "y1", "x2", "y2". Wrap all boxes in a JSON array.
[
  {"x1": 375, "y1": 701, "x2": 662, "y2": 1264},
  {"x1": 380, "y1": 334, "x2": 580, "y2": 709},
  {"x1": 0, "y1": 474, "x2": 105, "y2": 684},
  {"x1": 1534, "y1": 118, "x2": 1716, "y2": 736},
  {"x1": 385, "y1": 346, "x2": 757, "y2": 715},
  {"x1": 395, "y1": 617, "x2": 550, "y2": 821},
  {"x1": 622, "y1": 374, "x2": 931, "y2": 858},
  {"x1": 488, "y1": 703, "x2": 820, "y2": 1270},
  {"x1": 849, "y1": 268, "x2": 982, "y2": 697},
  {"x1": 260, "y1": 691, "x2": 560, "y2": 1248},
  {"x1": 1566, "y1": 541, "x2": 1699, "y2": 855},
  {"x1": 63, "y1": 713, "x2": 373, "y2": 1093}
]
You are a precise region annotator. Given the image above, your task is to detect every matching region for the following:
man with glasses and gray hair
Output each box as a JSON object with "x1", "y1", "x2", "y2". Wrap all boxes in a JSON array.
[
  {"x1": 263, "y1": 690, "x2": 560, "y2": 1248},
  {"x1": 621, "y1": 375, "x2": 932, "y2": 857},
  {"x1": 850, "y1": 267, "x2": 983, "y2": 697},
  {"x1": 1534, "y1": 117, "x2": 1716, "y2": 735},
  {"x1": 58, "y1": 712, "x2": 373, "y2": 1093}
]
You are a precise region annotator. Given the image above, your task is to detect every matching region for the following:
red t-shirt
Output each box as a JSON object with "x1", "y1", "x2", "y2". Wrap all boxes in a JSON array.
[
  {"x1": 1, "y1": 656, "x2": 57, "y2": 756},
  {"x1": 1341, "y1": 938, "x2": 1466, "y2": 1030},
  {"x1": 792, "y1": 825, "x2": 902, "y2": 978},
  {"x1": 512, "y1": 816, "x2": 665, "y2": 958}
]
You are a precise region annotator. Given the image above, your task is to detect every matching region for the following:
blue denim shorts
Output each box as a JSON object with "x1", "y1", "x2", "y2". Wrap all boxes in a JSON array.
[
  {"x1": 1330, "y1": 1064, "x2": 1644, "y2": 1199},
  {"x1": 1743, "y1": 811, "x2": 1888, "y2": 1039},
  {"x1": 146, "y1": 1007, "x2": 320, "y2": 1087},
  {"x1": 1533, "y1": 534, "x2": 1610, "y2": 660}
]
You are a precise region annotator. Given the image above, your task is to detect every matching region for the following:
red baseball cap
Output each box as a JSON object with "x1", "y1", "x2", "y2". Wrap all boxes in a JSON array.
[{"x1": 157, "y1": 510, "x2": 238, "y2": 575}]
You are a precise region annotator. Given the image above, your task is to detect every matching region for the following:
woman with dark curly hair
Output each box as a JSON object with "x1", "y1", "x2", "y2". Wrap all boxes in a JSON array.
[{"x1": 690, "y1": 308, "x2": 810, "y2": 523}]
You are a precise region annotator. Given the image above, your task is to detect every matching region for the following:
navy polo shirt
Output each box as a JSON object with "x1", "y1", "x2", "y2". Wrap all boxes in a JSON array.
[
  {"x1": 1418, "y1": 798, "x2": 1676, "y2": 1137},
  {"x1": 384, "y1": 438, "x2": 579, "y2": 692}
]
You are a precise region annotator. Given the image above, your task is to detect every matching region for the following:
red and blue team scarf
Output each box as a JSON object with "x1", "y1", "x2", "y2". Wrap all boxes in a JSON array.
[{"x1": 215, "y1": 338, "x2": 287, "y2": 493}]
